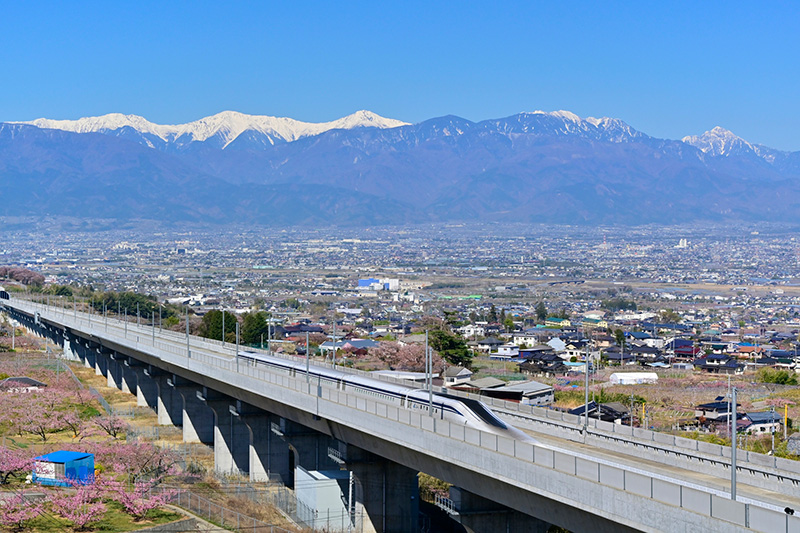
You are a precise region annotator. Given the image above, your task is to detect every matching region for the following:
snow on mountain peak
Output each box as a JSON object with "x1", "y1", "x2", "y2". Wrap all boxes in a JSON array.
[
  {"x1": 529, "y1": 109, "x2": 582, "y2": 123},
  {"x1": 682, "y1": 126, "x2": 753, "y2": 156},
  {"x1": 18, "y1": 110, "x2": 409, "y2": 148}
]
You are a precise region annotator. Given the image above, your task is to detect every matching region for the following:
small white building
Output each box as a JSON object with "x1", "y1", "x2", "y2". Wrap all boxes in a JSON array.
[
  {"x1": 458, "y1": 324, "x2": 486, "y2": 339},
  {"x1": 608, "y1": 372, "x2": 658, "y2": 385},
  {"x1": 443, "y1": 366, "x2": 473, "y2": 386},
  {"x1": 491, "y1": 344, "x2": 519, "y2": 359}
]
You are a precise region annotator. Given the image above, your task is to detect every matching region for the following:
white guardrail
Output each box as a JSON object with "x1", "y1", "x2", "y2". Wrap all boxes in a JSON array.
[{"x1": 6, "y1": 297, "x2": 800, "y2": 533}]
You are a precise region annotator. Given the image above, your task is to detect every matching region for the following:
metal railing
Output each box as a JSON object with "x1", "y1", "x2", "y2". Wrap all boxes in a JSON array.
[{"x1": 434, "y1": 494, "x2": 457, "y2": 515}]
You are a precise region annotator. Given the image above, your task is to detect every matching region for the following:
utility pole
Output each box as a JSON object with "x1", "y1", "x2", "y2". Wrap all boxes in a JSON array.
[
  {"x1": 222, "y1": 309, "x2": 226, "y2": 347},
  {"x1": 426, "y1": 330, "x2": 433, "y2": 416},
  {"x1": 584, "y1": 329, "x2": 589, "y2": 431},
  {"x1": 332, "y1": 317, "x2": 336, "y2": 367},
  {"x1": 630, "y1": 392, "x2": 634, "y2": 427},
  {"x1": 731, "y1": 386, "x2": 738, "y2": 501},
  {"x1": 186, "y1": 307, "x2": 191, "y2": 359},
  {"x1": 727, "y1": 375, "x2": 732, "y2": 436},
  {"x1": 236, "y1": 322, "x2": 240, "y2": 372},
  {"x1": 771, "y1": 406, "x2": 776, "y2": 455},
  {"x1": 137, "y1": 303, "x2": 140, "y2": 327},
  {"x1": 306, "y1": 331, "x2": 310, "y2": 384}
]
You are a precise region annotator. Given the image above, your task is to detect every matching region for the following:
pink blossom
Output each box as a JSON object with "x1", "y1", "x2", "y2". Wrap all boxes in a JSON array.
[
  {"x1": 96, "y1": 476, "x2": 178, "y2": 521},
  {"x1": 0, "y1": 490, "x2": 43, "y2": 531},
  {"x1": 49, "y1": 483, "x2": 106, "y2": 530},
  {"x1": 0, "y1": 448, "x2": 33, "y2": 485}
]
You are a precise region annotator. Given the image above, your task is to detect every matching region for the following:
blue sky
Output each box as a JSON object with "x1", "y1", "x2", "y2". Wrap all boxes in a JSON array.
[{"x1": 1, "y1": 1, "x2": 798, "y2": 149}]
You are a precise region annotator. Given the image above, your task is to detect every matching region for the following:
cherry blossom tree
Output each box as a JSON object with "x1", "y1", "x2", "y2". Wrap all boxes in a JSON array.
[
  {"x1": 0, "y1": 490, "x2": 43, "y2": 531},
  {"x1": 59, "y1": 410, "x2": 88, "y2": 440},
  {"x1": 96, "y1": 476, "x2": 178, "y2": 521},
  {"x1": 93, "y1": 415, "x2": 128, "y2": 439},
  {"x1": 49, "y1": 482, "x2": 106, "y2": 531},
  {"x1": 18, "y1": 398, "x2": 65, "y2": 442},
  {"x1": 367, "y1": 342, "x2": 444, "y2": 372},
  {"x1": 0, "y1": 447, "x2": 33, "y2": 484}
]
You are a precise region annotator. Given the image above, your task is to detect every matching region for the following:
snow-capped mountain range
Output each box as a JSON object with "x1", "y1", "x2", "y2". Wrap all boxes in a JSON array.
[
  {"x1": 18, "y1": 108, "x2": 791, "y2": 165},
  {"x1": 2, "y1": 108, "x2": 800, "y2": 226},
  {"x1": 17, "y1": 110, "x2": 408, "y2": 149}
]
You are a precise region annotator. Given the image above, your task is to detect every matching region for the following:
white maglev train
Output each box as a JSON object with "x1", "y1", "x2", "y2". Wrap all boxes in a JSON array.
[{"x1": 239, "y1": 351, "x2": 536, "y2": 443}]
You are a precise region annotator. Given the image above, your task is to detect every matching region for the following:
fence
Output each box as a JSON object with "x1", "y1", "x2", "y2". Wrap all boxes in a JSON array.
[
  {"x1": 212, "y1": 480, "x2": 336, "y2": 532},
  {"x1": 156, "y1": 487, "x2": 295, "y2": 533}
]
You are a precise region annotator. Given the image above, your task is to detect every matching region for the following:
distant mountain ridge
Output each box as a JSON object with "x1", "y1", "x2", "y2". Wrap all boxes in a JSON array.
[
  {"x1": 16, "y1": 110, "x2": 408, "y2": 150},
  {"x1": 2, "y1": 109, "x2": 800, "y2": 226}
]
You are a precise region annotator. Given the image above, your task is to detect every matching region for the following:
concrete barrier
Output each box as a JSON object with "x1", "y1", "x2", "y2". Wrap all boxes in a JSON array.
[{"x1": 711, "y1": 494, "x2": 746, "y2": 527}]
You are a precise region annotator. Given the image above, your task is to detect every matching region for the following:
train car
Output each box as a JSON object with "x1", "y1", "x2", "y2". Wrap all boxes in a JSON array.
[{"x1": 238, "y1": 351, "x2": 535, "y2": 443}]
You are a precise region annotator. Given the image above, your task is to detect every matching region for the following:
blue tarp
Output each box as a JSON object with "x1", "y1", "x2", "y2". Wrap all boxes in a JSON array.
[{"x1": 33, "y1": 451, "x2": 94, "y2": 487}]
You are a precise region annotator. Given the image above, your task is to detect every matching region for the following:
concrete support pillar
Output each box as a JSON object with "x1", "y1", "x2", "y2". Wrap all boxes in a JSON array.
[
  {"x1": 259, "y1": 415, "x2": 293, "y2": 485},
  {"x1": 200, "y1": 389, "x2": 249, "y2": 475},
  {"x1": 124, "y1": 360, "x2": 154, "y2": 410},
  {"x1": 175, "y1": 382, "x2": 213, "y2": 444},
  {"x1": 119, "y1": 358, "x2": 139, "y2": 398},
  {"x1": 94, "y1": 348, "x2": 109, "y2": 377},
  {"x1": 81, "y1": 340, "x2": 96, "y2": 369},
  {"x1": 62, "y1": 334, "x2": 79, "y2": 361},
  {"x1": 346, "y1": 447, "x2": 420, "y2": 533},
  {"x1": 153, "y1": 374, "x2": 184, "y2": 427},
  {"x1": 287, "y1": 419, "x2": 338, "y2": 473},
  {"x1": 133, "y1": 366, "x2": 159, "y2": 410},
  {"x1": 234, "y1": 401, "x2": 270, "y2": 482},
  {"x1": 449, "y1": 488, "x2": 550, "y2": 533},
  {"x1": 105, "y1": 351, "x2": 124, "y2": 390}
]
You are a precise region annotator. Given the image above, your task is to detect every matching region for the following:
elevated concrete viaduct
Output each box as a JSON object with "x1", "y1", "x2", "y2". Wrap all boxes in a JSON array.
[{"x1": 3, "y1": 298, "x2": 800, "y2": 533}]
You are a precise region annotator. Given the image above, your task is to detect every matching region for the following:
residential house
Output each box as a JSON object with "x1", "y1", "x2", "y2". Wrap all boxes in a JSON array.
[
  {"x1": 0, "y1": 377, "x2": 47, "y2": 393},
  {"x1": 491, "y1": 344, "x2": 519, "y2": 360},
  {"x1": 518, "y1": 358, "x2": 569, "y2": 377},
  {"x1": 458, "y1": 323, "x2": 486, "y2": 339},
  {"x1": 692, "y1": 354, "x2": 744, "y2": 375},
  {"x1": 511, "y1": 333, "x2": 540, "y2": 348},
  {"x1": 545, "y1": 316, "x2": 571, "y2": 328},
  {"x1": 744, "y1": 411, "x2": 782, "y2": 434},
  {"x1": 476, "y1": 337, "x2": 504, "y2": 353},
  {"x1": 581, "y1": 317, "x2": 608, "y2": 330},
  {"x1": 569, "y1": 401, "x2": 630, "y2": 424},
  {"x1": 443, "y1": 366, "x2": 473, "y2": 386},
  {"x1": 695, "y1": 397, "x2": 738, "y2": 422},
  {"x1": 479, "y1": 380, "x2": 554, "y2": 406},
  {"x1": 452, "y1": 376, "x2": 506, "y2": 394}
]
